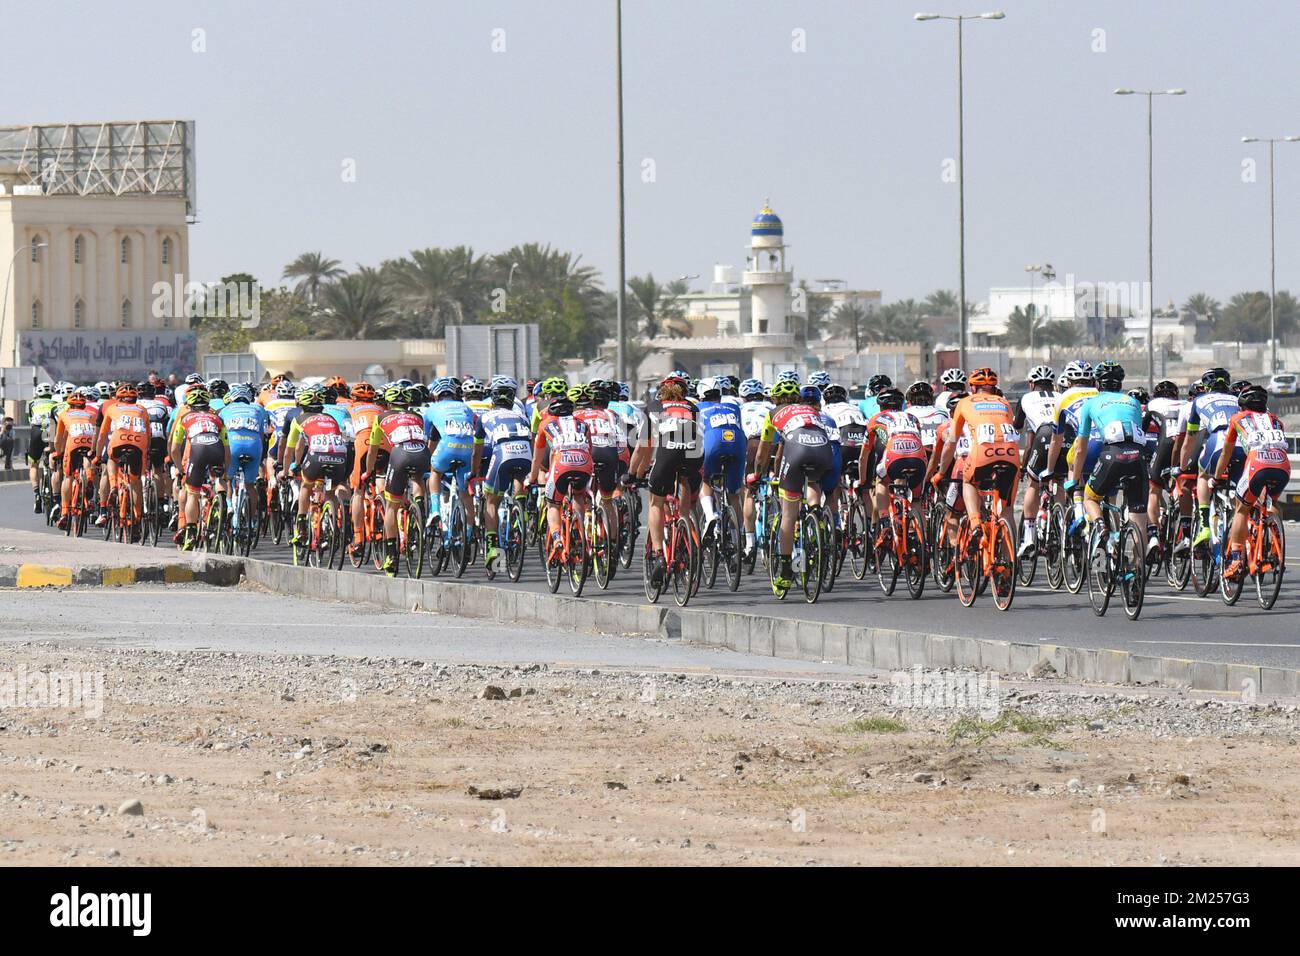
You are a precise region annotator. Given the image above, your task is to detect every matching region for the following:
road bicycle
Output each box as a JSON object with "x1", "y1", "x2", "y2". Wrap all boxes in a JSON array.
[
  {"x1": 746, "y1": 477, "x2": 778, "y2": 576},
  {"x1": 187, "y1": 466, "x2": 228, "y2": 554},
  {"x1": 955, "y1": 467, "x2": 1017, "y2": 611},
  {"x1": 615, "y1": 479, "x2": 641, "y2": 571},
  {"x1": 544, "y1": 483, "x2": 592, "y2": 596},
  {"x1": 768, "y1": 494, "x2": 828, "y2": 604},
  {"x1": 1085, "y1": 497, "x2": 1147, "y2": 620},
  {"x1": 228, "y1": 455, "x2": 262, "y2": 557},
  {"x1": 349, "y1": 477, "x2": 386, "y2": 570},
  {"x1": 643, "y1": 492, "x2": 695, "y2": 606},
  {"x1": 1156, "y1": 469, "x2": 1196, "y2": 591},
  {"x1": 1017, "y1": 476, "x2": 1064, "y2": 588},
  {"x1": 586, "y1": 485, "x2": 617, "y2": 590},
  {"x1": 292, "y1": 476, "x2": 340, "y2": 569},
  {"x1": 428, "y1": 473, "x2": 474, "y2": 578},
  {"x1": 1191, "y1": 482, "x2": 1235, "y2": 598},
  {"x1": 698, "y1": 467, "x2": 741, "y2": 592},
  {"x1": 1219, "y1": 487, "x2": 1285, "y2": 610},
  {"x1": 486, "y1": 491, "x2": 527, "y2": 583},
  {"x1": 139, "y1": 464, "x2": 164, "y2": 548},
  {"x1": 876, "y1": 477, "x2": 926, "y2": 599},
  {"x1": 63, "y1": 459, "x2": 93, "y2": 538},
  {"x1": 101, "y1": 451, "x2": 142, "y2": 545}
]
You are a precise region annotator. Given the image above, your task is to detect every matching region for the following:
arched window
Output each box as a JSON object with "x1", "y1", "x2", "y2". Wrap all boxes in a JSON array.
[
  {"x1": 73, "y1": 235, "x2": 84, "y2": 265},
  {"x1": 31, "y1": 237, "x2": 43, "y2": 263},
  {"x1": 161, "y1": 237, "x2": 172, "y2": 266},
  {"x1": 73, "y1": 299, "x2": 84, "y2": 329},
  {"x1": 121, "y1": 298, "x2": 132, "y2": 328},
  {"x1": 30, "y1": 299, "x2": 42, "y2": 329},
  {"x1": 121, "y1": 237, "x2": 131, "y2": 264}
]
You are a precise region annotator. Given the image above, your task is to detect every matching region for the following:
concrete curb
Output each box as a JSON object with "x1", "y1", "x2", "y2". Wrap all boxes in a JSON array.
[
  {"x1": 0, "y1": 469, "x2": 26, "y2": 483},
  {"x1": 0, "y1": 556, "x2": 242, "y2": 589},
  {"x1": 239, "y1": 557, "x2": 1300, "y2": 699}
]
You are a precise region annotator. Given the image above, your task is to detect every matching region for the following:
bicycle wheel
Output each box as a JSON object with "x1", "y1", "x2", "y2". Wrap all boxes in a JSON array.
[
  {"x1": 402, "y1": 500, "x2": 424, "y2": 579},
  {"x1": 450, "y1": 499, "x2": 472, "y2": 579},
  {"x1": 1256, "y1": 513, "x2": 1285, "y2": 610},
  {"x1": 990, "y1": 516, "x2": 1017, "y2": 612},
  {"x1": 700, "y1": 514, "x2": 720, "y2": 590},
  {"x1": 720, "y1": 503, "x2": 742, "y2": 592},
  {"x1": 932, "y1": 519, "x2": 956, "y2": 593},
  {"x1": 642, "y1": 540, "x2": 663, "y2": 603},
  {"x1": 316, "y1": 503, "x2": 338, "y2": 569},
  {"x1": 1016, "y1": 519, "x2": 1038, "y2": 586},
  {"x1": 102, "y1": 489, "x2": 117, "y2": 541},
  {"x1": 505, "y1": 501, "x2": 526, "y2": 583},
  {"x1": 1086, "y1": 522, "x2": 1113, "y2": 617},
  {"x1": 767, "y1": 514, "x2": 786, "y2": 598},
  {"x1": 1220, "y1": 542, "x2": 1244, "y2": 607},
  {"x1": 876, "y1": 520, "x2": 899, "y2": 596},
  {"x1": 801, "y1": 510, "x2": 823, "y2": 604},
  {"x1": 140, "y1": 480, "x2": 157, "y2": 547},
  {"x1": 745, "y1": 498, "x2": 763, "y2": 575},
  {"x1": 954, "y1": 518, "x2": 979, "y2": 607},
  {"x1": 672, "y1": 517, "x2": 694, "y2": 607},
  {"x1": 1061, "y1": 508, "x2": 1087, "y2": 595},
  {"x1": 847, "y1": 498, "x2": 869, "y2": 581},
  {"x1": 1044, "y1": 505, "x2": 1064, "y2": 590},
  {"x1": 593, "y1": 507, "x2": 613, "y2": 590},
  {"x1": 567, "y1": 507, "x2": 589, "y2": 597},
  {"x1": 904, "y1": 504, "x2": 927, "y2": 600},
  {"x1": 1164, "y1": 512, "x2": 1191, "y2": 591},
  {"x1": 820, "y1": 514, "x2": 837, "y2": 594},
  {"x1": 1191, "y1": 515, "x2": 1218, "y2": 597},
  {"x1": 618, "y1": 497, "x2": 636, "y2": 570},
  {"x1": 270, "y1": 485, "x2": 286, "y2": 545},
  {"x1": 1119, "y1": 522, "x2": 1146, "y2": 620}
]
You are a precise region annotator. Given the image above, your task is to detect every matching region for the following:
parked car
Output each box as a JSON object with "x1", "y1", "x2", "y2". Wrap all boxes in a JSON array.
[
  {"x1": 1267, "y1": 372, "x2": 1298, "y2": 396},
  {"x1": 1280, "y1": 434, "x2": 1300, "y2": 520}
]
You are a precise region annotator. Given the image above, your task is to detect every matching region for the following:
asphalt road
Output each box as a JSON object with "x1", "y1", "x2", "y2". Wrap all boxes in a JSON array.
[{"x1": 3, "y1": 480, "x2": 1299, "y2": 670}]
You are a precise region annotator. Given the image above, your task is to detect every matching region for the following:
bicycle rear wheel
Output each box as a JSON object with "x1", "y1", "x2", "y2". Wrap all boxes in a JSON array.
[
  {"x1": 1086, "y1": 523, "x2": 1113, "y2": 617},
  {"x1": 990, "y1": 516, "x2": 1017, "y2": 611},
  {"x1": 402, "y1": 500, "x2": 424, "y2": 579},
  {"x1": 904, "y1": 504, "x2": 926, "y2": 600},
  {"x1": 1119, "y1": 522, "x2": 1146, "y2": 619},
  {"x1": 642, "y1": 540, "x2": 663, "y2": 603},
  {"x1": 720, "y1": 503, "x2": 742, "y2": 592},
  {"x1": 1016, "y1": 520, "x2": 1038, "y2": 586},
  {"x1": 801, "y1": 510, "x2": 823, "y2": 604},
  {"x1": 700, "y1": 515, "x2": 720, "y2": 590},
  {"x1": 954, "y1": 519, "x2": 979, "y2": 607},
  {"x1": 671, "y1": 518, "x2": 694, "y2": 607},
  {"x1": 567, "y1": 508, "x2": 590, "y2": 596},
  {"x1": 505, "y1": 502, "x2": 526, "y2": 582},
  {"x1": 592, "y1": 507, "x2": 612, "y2": 590},
  {"x1": 1061, "y1": 507, "x2": 1086, "y2": 595},
  {"x1": 316, "y1": 503, "x2": 337, "y2": 569},
  {"x1": 1165, "y1": 513, "x2": 1192, "y2": 591},
  {"x1": 1044, "y1": 505, "x2": 1064, "y2": 590},
  {"x1": 1255, "y1": 513, "x2": 1285, "y2": 610},
  {"x1": 876, "y1": 521, "x2": 899, "y2": 596}
]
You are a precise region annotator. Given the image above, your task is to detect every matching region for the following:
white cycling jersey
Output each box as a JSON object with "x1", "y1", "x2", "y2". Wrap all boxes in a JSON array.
[
  {"x1": 1147, "y1": 396, "x2": 1187, "y2": 440},
  {"x1": 907, "y1": 404, "x2": 951, "y2": 450},
  {"x1": 1018, "y1": 389, "x2": 1059, "y2": 433},
  {"x1": 740, "y1": 399, "x2": 775, "y2": 440}
]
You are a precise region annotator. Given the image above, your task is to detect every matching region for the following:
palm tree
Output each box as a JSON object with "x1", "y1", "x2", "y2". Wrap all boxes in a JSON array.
[
  {"x1": 386, "y1": 247, "x2": 479, "y2": 336},
  {"x1": 831, "y1": 301, "x2": 869, "y2": 352},
  {"x1": 319, "y1": 267, "x2": 395, "y2": 339},
  {"x1": 1001, "y1": 305, "x2": 1081, "y2": 348},
  {"x1": 1182, "y1": 292, "x2": 1221, "y2": 320},
  {"x1": 922, "y1": 289, "x2": 958, "y2": 316},
  {"x1": 282, "y1": 252, "x2": 345, "y2": 307},
  {"x1": 864, "y1": 300, "x2": 920, "y2": 343},
  {"x1": 627, "y1": 273, "x2": 687, "y2": 338}
]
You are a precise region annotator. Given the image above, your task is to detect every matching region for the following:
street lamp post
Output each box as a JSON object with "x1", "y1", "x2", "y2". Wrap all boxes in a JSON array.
[
  {"x1": 1025, "y1": 263, "x2": 1040, "y2": 359},
  {"x1": 1242, "y1": 135, "x2": 1300, "y2": 375},
  {"x1": 0, "y1": 241, "x2": 47, "y2": 408},
  {"x1": 915, "y1": 11, "x2": 1005, "y2": 371},
  {"x1": 1114, "y1": 87, "x2": 1185, "y2": 390},
  {"x1": 614, "y1": 0, "x2": 628, "y2": 384}
]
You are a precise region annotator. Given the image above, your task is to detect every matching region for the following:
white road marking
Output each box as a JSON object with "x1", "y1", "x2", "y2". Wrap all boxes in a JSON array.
[{"x1": 1133, "y1": 640, "x2": 1300, "y2": 648}]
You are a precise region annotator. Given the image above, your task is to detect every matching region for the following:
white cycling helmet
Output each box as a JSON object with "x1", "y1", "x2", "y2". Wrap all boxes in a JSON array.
[
  {"x1": 1062, "y1": 360, "x2": 1093, "y2": 382},
  {"x1": 1028, "y1": 364, "x2": 1056, "y2": 384},
  {"x1": 34, "y1": 382, "x2": 53, "y2": 398},
  {"x1": 696, "y1": 376, "x2": 724, "y2": 399},
  {"x1": 940, "y1": 368, "x2": 966, "y2": 387},
  {"x1": 55, "y1": 382, "x2": 76, "y2": 400}
]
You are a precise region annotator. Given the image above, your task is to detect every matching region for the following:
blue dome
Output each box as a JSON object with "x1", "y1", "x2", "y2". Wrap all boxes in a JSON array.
[{"x1": 751, "y1": 201, "x2": 783, "y2": 237}]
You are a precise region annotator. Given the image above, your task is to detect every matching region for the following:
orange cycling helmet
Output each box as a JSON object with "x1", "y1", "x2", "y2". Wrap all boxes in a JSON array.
[
  {"x1": 351, "y1": 381, "x2": 377, "y2": 402},
  {"x1": 324, "y1": 375, "x2": 347, "y2": 390},
  {"x1": 968, "y1": 367, "x2": 998, "y2": 388},
  {"x1": 115, "y1": 383, "x2": 138, "y2": 402}
]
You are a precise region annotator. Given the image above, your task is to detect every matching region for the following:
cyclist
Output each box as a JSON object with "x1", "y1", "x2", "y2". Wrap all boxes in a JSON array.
[
  {"x1": 802, "y1": 385, "x2": 844, "y2": 530},
  {"x1": 136, "y1": 381, "x2": 172, "y2": 490},
  {"x1": 935, "y1": 368, "x2": 967, "y2": 414},
  {"x1": 823, "y1": 382, "x2": 869, "y2": 528},
  {"x1": 1044, "y1": 360, "x2": 1099, "y2": 527},
  {"x1": 530, "y1": 376, "x2": 569, "y2": 432},
  {"x1": 1182, "y1": 368, "x2": 1244, "y2": 549},
  {"x1": 462, "y1": 377, "x2": 493, "y2": 415},
  {"x1": 1069, "y1": 361, "x2": 1154, "y2": 555},
  {"x1": 1144, "y1": 379, "x2": 1189, "y2": 530},
  {"x1": 25, "y1": 383, "x2": 58, "y2": 513},
  {"x1": 608, "y1": 382, "x2": 645, "y2": 449},
  {"x1": 720, "y1": 374, "x2": 743, "y2": 407},
  {"x1": 859, "y1": 387, "x2": 926, "y2": 544},
  {"x1": 168, "y1": 386, "x2": 230, "y2": 547},
  {"x1": 423, "y1": 376, "x2": 485, "y2": 537},
  {"x1": 527, "y1": 387, "x2": 594, "y2": 566},
  {"x1": 95, "y1": 383, "x2": 150, "y2": 539},
  {"x1": 629, "y1": 373, "x2": 700, "y2": 588},
  {"x1": 219, "y1": 384, "x2": 271, "y2": 533},
  {"x1": 52, "y1": 390, "x2": 101, "y2": 530},
  {"x1": 695, "y1": 376, "x2": 747, "y2": 539},
  {"x1": 579, "y1": 380, "x2": 631, "y2": 544},
  {"x1": 857, "y1": 373, "x2": 893, "y2": 422},
  {"x1": 1016, "y1": 365, "x2": 1061, "y2": 559},
  {"x1": 205, "y1": 378, "x2": 230, "y2": 413},
  {"x1": 748, "y1": 378, "x2": 833, "y2": 595},
  {"x1": 345, "y1": 382, "x2": 387, "y2": 557},
  {"x1": 477, "y1": 377, "x2": 533, "y2": 571},
  {"x1": 1216, "y1": 384, "x2": 1288, "y2": 581},
  {"x1": 737, "y1": 378, "x2": 775, "y2": 557},
  {"x1": 941, "y1": 368, "x2": 1019, "y2": 553},
  {"x1": 925, "y1": 390, "x2": 971, "y2": 568},
  {"x1": 284, "y1": 385, "x2": 349, "y2": 547},
  {"x1": 364, "y1": 385, "x2": 432, "y2": 575}
]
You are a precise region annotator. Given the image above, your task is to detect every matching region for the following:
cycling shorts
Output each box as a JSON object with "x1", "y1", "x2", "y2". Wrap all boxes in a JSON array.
[
  {"x1": 384, "y1": 441, "x2": 432, "y2": 501},
  {"x1": 776, "y1": 428, "x2": 831, "y2": 501},
  {"x1": 1085, "y1": 441, "x2": 1147, "y2": 513}
]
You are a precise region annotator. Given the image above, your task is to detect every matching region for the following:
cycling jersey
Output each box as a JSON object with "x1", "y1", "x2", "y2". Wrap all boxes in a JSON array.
[
  {"x1": 534, "y1": 414, "x2": 594, "y2": 502},
  {"x1": 287, "y1": 411, "x2": 347, "y2": 484},
  {"x1": 1184, "y1": 391, "x2": 1239, "y2": 435},
  {"x1": 822, "y1": 401, "x2": 869, "y2": 447},
  {"x1": 170, "y1": 409, "x2": 228, "y2": 489},
  {"x1": 951, "y1": 393, "x2": 1019, "y2": 476},
  {"x1": 264, "y1": 398, "x2": 297, "y2": 452},
  {"x1": 220, "y1": 402, "x2": 271, "y2": 484},
  {"x1": 424, "y1": 399, "x2": 485, "y2": 488},
  {"x1": 100, "y1": 402, "x2": 150, "y2": 474},
  {"x1": 1052, "y1": 386, "x2": 1099, "y2": 440},
  {"x1": 1077, "y1": 392, "x2": 1144, "y2": 446},
  {"x1": 1015, "y1": 389, "x2": 1059, "y2": 433},
  {"x1": 760, "y1": 404, "x2": 831, "y2": 444},
  {"x1": 56, "y1": 406, "x2": 102, "y2": 472},
  {"x1": 320, "y1": 403, "x2": 355, "y2": 442},
  {"x1": 370, "y1": 409, "x2": 431, "y2": 500},
  {"x1": 763, "y1": 404, "x2": 832, "y2": 500},
  {"x1": 865, "y1": 409, "x2": 927, "y2": 492},
  {"x1": 906, "y1": 404, "x2": 950, "y2": 452},
  {"x1": 1220, "y1": 409, "x2": 1289, "y2": 505},
  {"x1": 1147, "y1": 396, "x2": 1188, "y2": 440},
  {"x1": 857, "y1": 394, "x2": 881, "y2": 421},
  {"x1": 608, "y1": 399, "x2": 646, "y2": 446},
  {"x1": 740, "y1": 399, "x2": 775, "y2": 441},
  {"x1": 479, "y1": 406, "x2": 533, "y2": 494}
]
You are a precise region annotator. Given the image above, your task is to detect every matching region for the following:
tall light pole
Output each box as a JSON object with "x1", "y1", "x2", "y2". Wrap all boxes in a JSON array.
[
  {"x1": 614, "y1": 0, "x2": 628, "y2": 383},
  {"x1": 0, "y1": 241, "x2": 47, "y2": 409},
  {"x1": 915, "y1": 11, "x2": 1005, "y2": 371},
  {"x1": 1025, "y1": 263, "x2": 1041, "y2": 359},
  {"x1": 1114, "y1": 87, "x2": 1185, "y2": 390},
  {"x1": 1242, "y1": 135, "x2": 1300, "y2": 375}
]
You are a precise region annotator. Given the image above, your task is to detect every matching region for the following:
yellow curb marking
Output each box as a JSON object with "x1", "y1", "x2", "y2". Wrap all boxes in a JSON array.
[
  {"x1": 16, "y1": 565, "x2": 74, "y2": 588},
  {"x1": 163, "y1": 566, "x2": 195, "y2": 583},
  {"x1": 101, "y1": 567, "x2": 136, "y2": 587}
]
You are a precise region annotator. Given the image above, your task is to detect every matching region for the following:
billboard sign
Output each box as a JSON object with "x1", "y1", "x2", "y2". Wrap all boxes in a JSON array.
[{"x1": 19, "y1": 331, "x2": 197, "y2": 383}]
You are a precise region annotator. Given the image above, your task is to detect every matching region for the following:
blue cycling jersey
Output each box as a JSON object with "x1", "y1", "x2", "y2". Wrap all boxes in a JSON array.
[
  {"x1": 1186, "y1": 391, "x2": 1239, "y2": 434},
  {"x1": 696, "y1": 400, "x2": 744, "y2": 445},
  {"x1": 858, "y1": 396, "x2": 880, "y2": 420},
  {"x1": 320, "y1": 404, "x2": 354, "y2": 441},
  {"x1": 1076, "y1": 391, "x2": 1144, "y2": 445},
  {"x1": 422, "y1": 399, "x2": 484, "y2": 448},
  {"x1": 477, "y1": 406, "x2": 532, "y2": 457},
  {"x1": 218, "y1": 401, "x2": 270, "y2": 440}
]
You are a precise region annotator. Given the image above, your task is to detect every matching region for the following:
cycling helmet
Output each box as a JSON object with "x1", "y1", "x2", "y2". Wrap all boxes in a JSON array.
[
  {"x1": 431, "y1": 376, "x2": 459, "y2": 399},
  {"x1": 1153, "y1": 380, "x2": 1178, "y2": 400},
  {"x1": 906, "y1": 380, "x2": 935, "y2": 406},
  {"x1": 723, "y1": 375, "x2": 740, "y2": 394},
  {"x1": 590, "y1": 380, "x2": 617, "y2": 404},
  {"x1": 940, "y1": 368, "x2": 966, "y2": 388},
  {"x1": 95, "y1": 381, "x2": 112, "y2": 400},
  {"x1": 697, "y1": 376, "x2": 723, "y2": 400},
  {"x1": 1056, "y1": 373, "x2": 1070, "y2": 391},
  {"x1": 770, "y1": 379, "x2": 801, "y2": 402},
  {"x1": 297, "y1": 386, "x2": 324, "y2": 410},
  {"x1": 185, "y1": 386, "x2": 211, "y2": 408},
  {"x1": 776, "y1": 369, "x2": 801, "y2": 384},
  {"x1": 67, "y1": 392, "x2": 87, "y2": 409},
  {"x1": 324, "y1": 375, "x2": 346, "y2": 392},
  {"x1": 1062, "y1": 360, "x2": 1093, "y2": 383},
  {"x1": 55, "y1": 382, "x2": 76, "y2": 400},
  {"x1": 1127, "y1": 387, "x2": 1149, "y2": 406},
  {"x1": 227, "y1": 384, "x2": 254, "y2": 404},
  {"x1": 1187, "y1": 382, "x2": 1206, "y2": 399},
  {"x1": 184, "y1": 373, "x2": 203, "y2": 386},
  {"x1": 115, "y1": 383, "x2": 138, "y2": 402},
  {"x1": 567, "y1": 383, "x2": 594, "y2": 406},
  {"x1": 823, "y1": 383, "x2": 849, "y2": 404},
  {"x1": 276, "y1": 379, "x2": 297, "y2": 399},
  {"x1": 967, "y1": 367, "x2": 998, "y2": 388},
  {"x1": 206, "y1": 378, "x2": 229, "y2": 399},
  {"x1": 1230, "y1": 379, "x2": 1253, "y2": 396},
  {"x1": 800, "y1": 385, "x2": 823, "y2": 405},
  {"x1": 351, "y1": 381, "x2": 377, "y2": 402},
  {"x1": 877, "y1": 388, "x2": 905, "y2": 411},
  {"x1": 946, "y1": 390, "x2": 969, "y2": 413},
  {"x1": 396, "y1": 378, "x2": 414, "y2": 388},
  {"x1": 1201, "y1": 367, "x2": 1231, "y2": 391},
  {"x1": 491, "y1": 381, "x2": 517, "y2": 407},
  {"x1": 739, "y1": 378, "x2": 765, "y2": 398},
  {"x1": 34, "y1": 382, "x2": 53, "y2": 399},
  {"x1": 808, "y1": 370, "x2": 832, "y2": 389},
  {"x1": 490, "y1": 374, "x2": 518, "y2": 392},
  {"x1": 618, "y1": 382, "x2": 631, "y2": 401},
  {"x1": 867, "y1": 373, "x2": 893, "y2": 395},
  {"x1": 383, "y1": 384, "x2": 410, "y2": 408},
  {"x1": 462, "y1": 377, "x2": 487, "y2": 401},
  {"x1": 532, "y1": 380, "x2": 545, "y2": 398},
  {"x1": 75, "y1": 385, "x2": 98, "y2": 401},
  {"x1": 1028, "y1": 364, "x2": 1056, "y2": 384},
  {"x1": 548, "y1": 395, "x2": 575, "y2": 417},
  {"x1": 137, "y1": 381, "x2": 156, "y2": 399},
  {"x1": 1238, "y1": 384, "x2": 1268, "y2": 412},
  {"x1": 1094, "y1": 360, "x2": 1125, "y2": 389},
  {"x1": 540, "y1": 376, "x2": 568, "y2": 397}
]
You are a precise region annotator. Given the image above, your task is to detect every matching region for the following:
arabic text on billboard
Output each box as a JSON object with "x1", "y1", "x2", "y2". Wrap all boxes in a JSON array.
[{"x1": 19, "y1": 332, "x2": 197, "y2": 382}]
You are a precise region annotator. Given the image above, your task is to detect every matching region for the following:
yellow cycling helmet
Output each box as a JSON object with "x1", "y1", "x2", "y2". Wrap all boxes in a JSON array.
[
  {"x1": 770, "y1": 379, "x2": 801, "y2": 402},
  {"x1": 540, "y1": 376, "x2": 568, "y2": 397},
  {"x1": 567, "y1": 383, "x2": 594, "y2": 406}
]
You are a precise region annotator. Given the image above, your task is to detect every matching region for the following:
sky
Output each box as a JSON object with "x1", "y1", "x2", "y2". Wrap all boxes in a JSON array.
[{"x1": 15, "y1": 0, "x2": 1300, "y2": 306}]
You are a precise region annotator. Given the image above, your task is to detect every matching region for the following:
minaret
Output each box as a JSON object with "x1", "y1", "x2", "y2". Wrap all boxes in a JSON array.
[{"x1": 742, "y1": 199, "x2": 791, "y2": 336}]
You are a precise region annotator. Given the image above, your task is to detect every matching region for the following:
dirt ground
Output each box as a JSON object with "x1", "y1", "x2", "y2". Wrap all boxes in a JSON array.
[{"x1": 1, "y1": 641, "x2": 1298, "y2": 866}]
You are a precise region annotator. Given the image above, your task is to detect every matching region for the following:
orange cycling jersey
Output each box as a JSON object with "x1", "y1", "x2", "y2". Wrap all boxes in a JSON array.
[
  {"x1": 864, "y1": 410, "x2": 927, "y2": 466},
  {"x1": 1220, "y1": 410, "x2": 1288, "y2": 471},
  {"x1": 57, "y1": 407, "x2": 102, "y2": 470},
  {"x1": 950, "y1": 393, "x2": 1018, "y2": 476},
  {"x1": 349, "y1": 401, "x2": 385, "y2": 452},
  {"x1": 101, "y1": 401, "x2": 151, "y2": 453}
]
